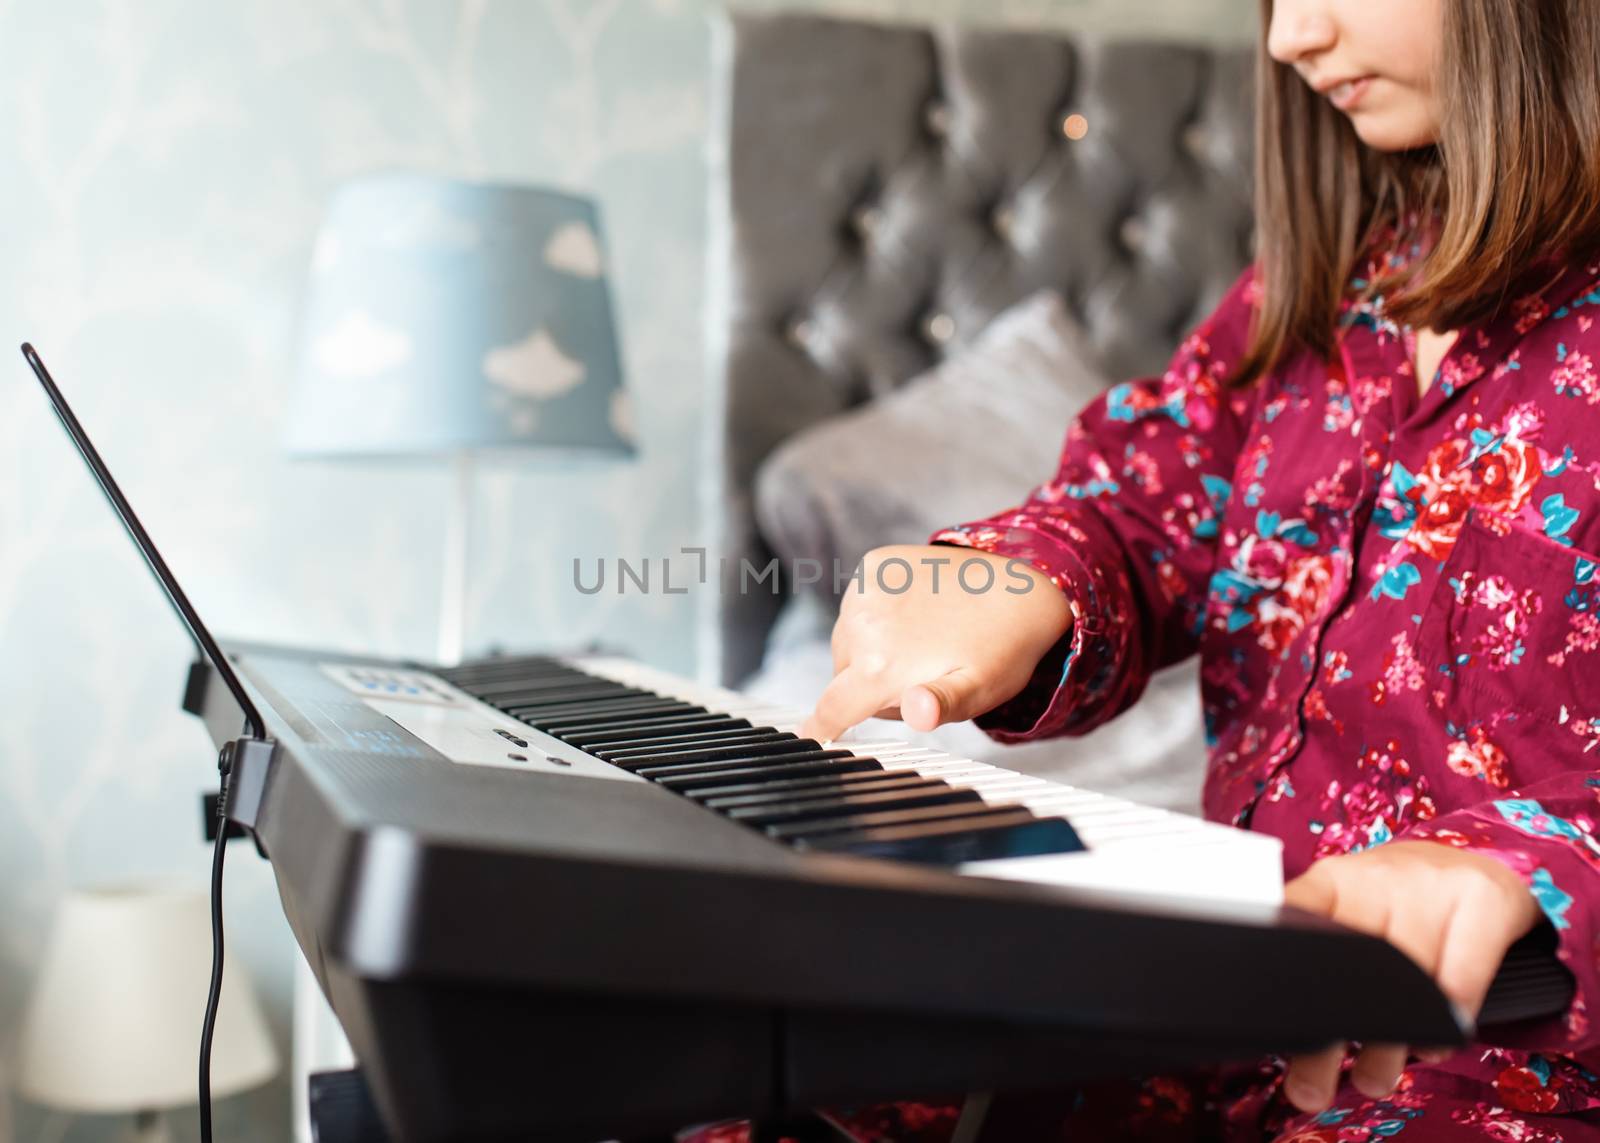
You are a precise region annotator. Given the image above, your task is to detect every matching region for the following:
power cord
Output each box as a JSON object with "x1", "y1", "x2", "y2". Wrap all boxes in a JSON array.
[
  {"x1": 199, "y1": 750, "x2": 232, "y2": 1143},
  {"x1": 200, "y1": 815, "x2": 227, "y2": 1141}
]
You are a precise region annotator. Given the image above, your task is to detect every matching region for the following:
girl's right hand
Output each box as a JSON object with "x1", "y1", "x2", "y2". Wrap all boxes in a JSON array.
[{"x1": 798, "y1": 544, "x2": 1075, "y2": 743}]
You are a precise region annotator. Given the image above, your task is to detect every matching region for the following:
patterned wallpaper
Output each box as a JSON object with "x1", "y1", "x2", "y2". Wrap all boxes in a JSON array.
[{"x1": 0, "y1": 0, "x2": 1252, "y2": 1138}]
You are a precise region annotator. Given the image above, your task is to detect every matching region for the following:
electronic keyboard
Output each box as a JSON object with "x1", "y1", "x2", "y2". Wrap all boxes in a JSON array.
[
  {"x1": 187, "y1": 642, "x2": 1574, "y2": 1143},
  {"x1": 20, "y1": 337, "x2": 1563, "y2": 1143}
]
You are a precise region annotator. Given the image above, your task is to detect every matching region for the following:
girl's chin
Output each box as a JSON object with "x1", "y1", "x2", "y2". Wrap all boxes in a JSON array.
[{"x1": 1347, "y1": 111, "x2": 1441, "y2": 153}]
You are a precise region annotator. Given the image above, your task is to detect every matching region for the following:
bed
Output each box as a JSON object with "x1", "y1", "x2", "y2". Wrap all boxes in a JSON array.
[{"x1": 704, "y1": 10, "x2": 1258, "y2": 813}]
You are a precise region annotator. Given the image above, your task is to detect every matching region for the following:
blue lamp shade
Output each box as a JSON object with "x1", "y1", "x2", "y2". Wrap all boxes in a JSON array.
[{"x1": 283, "y1": 174, "x2": 635, "y2": 459}]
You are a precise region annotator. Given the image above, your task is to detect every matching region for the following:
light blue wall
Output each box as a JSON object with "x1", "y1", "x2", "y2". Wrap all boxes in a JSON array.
[{"x1": 0, "y1": 1, "x2": 1252, "y2": 1138}]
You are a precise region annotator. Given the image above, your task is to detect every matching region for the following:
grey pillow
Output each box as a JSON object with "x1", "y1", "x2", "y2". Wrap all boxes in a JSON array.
[{"x1": 753, "y1": 290, "x2": 1109, "y2": 608}]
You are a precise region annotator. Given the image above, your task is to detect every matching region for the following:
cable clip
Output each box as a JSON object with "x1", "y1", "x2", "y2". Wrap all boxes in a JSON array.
[{"x1": 218, "y1": 737, "x2": 277, "y2": 832}]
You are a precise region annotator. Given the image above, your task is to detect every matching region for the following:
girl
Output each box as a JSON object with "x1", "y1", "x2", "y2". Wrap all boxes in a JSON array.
[{"x1": 691, "y1": 0, "x2": 1600, "y2": 1138}]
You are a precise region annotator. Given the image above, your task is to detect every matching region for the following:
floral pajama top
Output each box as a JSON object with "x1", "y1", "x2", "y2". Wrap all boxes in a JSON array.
[{"x1": 927, "y1": 234, "x2": 1600, "y2": 1125}]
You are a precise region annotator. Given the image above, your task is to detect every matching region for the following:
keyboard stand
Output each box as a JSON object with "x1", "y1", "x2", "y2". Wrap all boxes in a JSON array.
[
  {"x1": 306, "y1": 1067, "x2": 861, "y2": 1142},
  {"x1": 307, "y1": 1070, "x2": 388, "y2": 1143}
]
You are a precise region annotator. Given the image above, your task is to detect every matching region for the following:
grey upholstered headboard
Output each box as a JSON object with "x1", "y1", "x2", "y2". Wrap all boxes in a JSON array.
[{"x1": 708, "y1": 10, "x2": 1256, "y2": 687}]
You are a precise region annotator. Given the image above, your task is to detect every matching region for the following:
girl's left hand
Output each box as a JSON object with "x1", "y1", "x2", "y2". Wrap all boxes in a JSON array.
[{"x1": 1280, "y1": 839, "x2": 1541, "y2": 1113}]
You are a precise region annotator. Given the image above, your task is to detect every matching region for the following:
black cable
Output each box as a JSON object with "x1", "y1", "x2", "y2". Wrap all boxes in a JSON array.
[{"x1": 199, "y1": 772, "x2": 229, "y2": 1143}]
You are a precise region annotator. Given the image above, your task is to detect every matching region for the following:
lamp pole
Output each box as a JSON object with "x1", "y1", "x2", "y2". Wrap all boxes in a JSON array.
[{"x1": 437, "y1": 450, "x2": 473, "y2": 666}]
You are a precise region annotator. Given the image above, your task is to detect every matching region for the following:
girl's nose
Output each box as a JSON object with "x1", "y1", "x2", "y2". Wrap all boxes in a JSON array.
[{"x1": 1267, "y1": 0, "x2": 1339, "y2": 65}]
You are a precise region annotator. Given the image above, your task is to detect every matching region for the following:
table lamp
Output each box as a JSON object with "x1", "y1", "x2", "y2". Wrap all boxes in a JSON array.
[
  {"x1": 284, "y1": 173, "x2": 636, "y2": 664},
  {"x1": 17, "y1": 885, "x2": 279, "y2": 1143}
]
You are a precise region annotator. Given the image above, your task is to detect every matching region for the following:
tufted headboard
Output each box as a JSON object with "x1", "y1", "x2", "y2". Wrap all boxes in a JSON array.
[{"x1": 706, "y1": 10, "x2": 1257, "y2": 687}]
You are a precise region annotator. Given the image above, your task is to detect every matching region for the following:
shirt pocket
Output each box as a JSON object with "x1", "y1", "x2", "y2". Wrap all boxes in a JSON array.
[{"x1": 1415, "y1": 508, "x2": 1600, "y2": 722}]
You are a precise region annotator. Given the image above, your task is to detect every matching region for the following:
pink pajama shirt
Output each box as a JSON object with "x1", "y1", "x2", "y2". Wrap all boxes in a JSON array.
[{"x1": 691, "y1": 234, "x2": 1600, "y2": 1140}]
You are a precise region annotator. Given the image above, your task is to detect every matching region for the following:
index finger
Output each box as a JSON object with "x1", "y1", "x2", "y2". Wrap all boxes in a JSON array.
[{"x1": 799, "y1": 664, "x2": 896, "y2": 743}]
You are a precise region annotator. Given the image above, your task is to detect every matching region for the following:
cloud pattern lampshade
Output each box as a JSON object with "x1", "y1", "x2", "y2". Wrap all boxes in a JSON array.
[{"x1": 284, "y1": 173, "x2": 636, "y2": 458}]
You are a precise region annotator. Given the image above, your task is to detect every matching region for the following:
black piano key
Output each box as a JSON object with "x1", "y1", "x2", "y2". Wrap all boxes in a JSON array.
[
  {"x1": 543, "y1": 711, "x2": 733, "y2": 736},
  {"x1": 558, "y1": 717, "x2": 751, "y2": 749},
  {"x1": 598, "y1": 729, "x2": 796, "y2": 755},
  {"x1": 453, "y1": 669, "x2": 597, "y2": 691},
  {"x1": 595, "y1": 729, "x2": 793, "y2": 755},
  {"x1": 492, "y1": 688, "x2": 658, "y2": 712},
  {"x1": 466, "y1": 676, "x2": 643, "y2": 699},
  {"x1": 633, "y1": 747, "x2": 855, "y2": 780},
  {"x1": 444, "y1": 650, "x2": 562, "y2": 666},
  {"x1": 767, "y1": 800, "x2": 1028, "y2": 842},
  {"x1": 492, "y1": 684, "x2": 641, "y2": 709},
  {"x1": 508, "y1": 691, "x2": 691, "y2": 717},
  {"x1": 801, "y1": 813, "x2": 1087, "y2": 864},
  {"x1": 607, "y1": 737, "x2": 819, "y2": 770},
  {"x1": 688, "y1": 769, "x2": 932, "y2": 802},
  {"x1": 513, "y1": 704, "x2": 698, "y2": 730},
  {"x1": 507, "y1": 699, "x2": 676, "y2": 722},
  {"x1": 701, "y1": 774, "x2": 946, "y2": 812},
  {"x1": 654, "y1": 755, "x2": 879, "y2": 793},
  {"x1": 438, "y1": 657, "x2": 567, "y2": 683},
  {"x1": 551, "y1": 712, "x2": 745, "y2": 741},
  {"x1": 512, "y1": 699, "x2": 702, "y2": 725},
  {"x1": 728, "y1": 785, "x2": 981, "y2": 828}
]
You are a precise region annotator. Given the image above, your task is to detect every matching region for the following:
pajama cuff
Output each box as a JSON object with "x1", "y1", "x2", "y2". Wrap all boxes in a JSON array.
[
  {"x1": 927, "y1": 515, "x2": 1128, "y2": 744},
  {"x1": 1406, "y1": 807, "x2": 1600, "y2": 1053}
]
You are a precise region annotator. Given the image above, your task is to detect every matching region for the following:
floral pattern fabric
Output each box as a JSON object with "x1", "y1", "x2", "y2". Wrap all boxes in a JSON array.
[
  {"x1": 915, "y1": 235, "x2": 1600, "y2": 1134},
  {"x1": 679, "y1": 1057, "x2": 1600, "y2": 1142}
]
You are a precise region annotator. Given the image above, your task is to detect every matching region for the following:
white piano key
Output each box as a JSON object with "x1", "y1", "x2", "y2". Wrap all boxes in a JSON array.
[
  {"x1": 960, "y1": 778, "x2": 1054, "y2": 797},
  {"x1": 880, "y1": 761, "x2": 988, "y2": 777},
  {"x1": 860, "y1": 743, "x2": 942, "y2": 756},
  {"x1": 872, "y1": 752, "x2": 954, "y2": 766}
]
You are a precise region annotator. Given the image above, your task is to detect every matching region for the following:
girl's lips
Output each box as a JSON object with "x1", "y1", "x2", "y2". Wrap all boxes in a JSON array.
[{"x1": 1328, "y1": 76, "x2": 1373, "y2": 112}]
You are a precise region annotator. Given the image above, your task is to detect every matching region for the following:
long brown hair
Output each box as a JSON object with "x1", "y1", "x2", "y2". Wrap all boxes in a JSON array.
[{"x1": 1235, "y1": 0, "x2": 1600, "y2": 387}]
